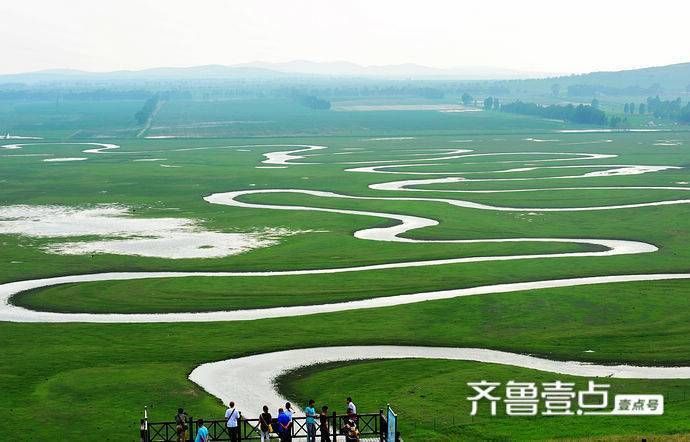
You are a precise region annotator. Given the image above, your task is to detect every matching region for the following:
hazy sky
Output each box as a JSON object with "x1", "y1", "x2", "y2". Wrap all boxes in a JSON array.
[{"x1": 1, "y1": 0, "x2": 689, "y2": 75}]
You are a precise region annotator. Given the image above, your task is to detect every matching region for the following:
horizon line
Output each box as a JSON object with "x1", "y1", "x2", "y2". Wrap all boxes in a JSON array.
[{"x1": 2, "y1": 59, "x2": 687, "y2": 79}]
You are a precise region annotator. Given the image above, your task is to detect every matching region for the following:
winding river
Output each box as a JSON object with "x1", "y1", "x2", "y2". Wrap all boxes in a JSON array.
[{"x1": 2, "y1": 140, "x2": 690, "y2": 411}]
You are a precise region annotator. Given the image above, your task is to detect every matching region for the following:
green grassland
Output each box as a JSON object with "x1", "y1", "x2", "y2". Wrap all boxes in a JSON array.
[
  {"x1": 2, "y1": 97, "x2": 575, "y2": 139},
  {"x1": 278, "y1": 359, "x2": 690, "y2": 441},
  {"x1": 0, "y1": 99, "x2": 143, "y2": 138},
  {"x1": 1, "y1": 108, "x2": 690, "y2": 440},
  {"x1": 4, "y1": 280, "x2": 690, "y2": 440},
  {"x1": 148, "y1": 98, "x2": 569, "y2": 137}
]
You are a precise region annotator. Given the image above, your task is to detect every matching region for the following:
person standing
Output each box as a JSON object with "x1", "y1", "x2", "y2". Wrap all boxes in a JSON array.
[
  {"x1": 259, "y1": 405, "x2": 273, "y2": 442},
  {"x1": 174, "y1": 408, "x2": 188, "y2": 442},
  {"x1": 195, "y1": 419, "x2": 209, "y2": 442},
  {"x1": 346, "y1": 396, "x2": 357, "y2": 422},
  {"x1": 277, "y1": 408, "x2": 290, "y2": 442},
  {"x1": 284, "y1": 402, "x2": 294, "y2": 442},
  {"x1": 305, "y1": 399, "x2": 317, "y2": 442},
  {"x1": 225, "y1": 401, "x2": 240, "y2": 442},
  {"x1": 319, "y1": 405, "x2": 331, "y2": 442}
]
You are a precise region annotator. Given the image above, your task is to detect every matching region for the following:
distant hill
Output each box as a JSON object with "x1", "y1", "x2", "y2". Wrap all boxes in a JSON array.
[
  {"x1": 0, "y1": 61, "x2": 688, "y2": 95},
  {"x1": 0, "y1": 65, "x2": 287, "y2": 84},
  {"x1": 538, "y1": 62, "x2": 690, "y2": 94},
  {"x1": 234, "y1": 60, "x2": 553, "y2": 79},
  {"x1": 0, "y1": 61, "x2": 555, "y2": 84}
]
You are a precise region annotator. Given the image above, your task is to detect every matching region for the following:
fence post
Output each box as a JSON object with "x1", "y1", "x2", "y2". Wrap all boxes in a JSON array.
[
  {"x1": 379, "y1": 409, "x2": 384, "y2": 442},
  {"x1": 238, "y1": 412, "x2": 243, "y2": 442},
  {"x1": 332, "y1": 411, "x2": 338, "y2": 442},
  {"x1": 140, "y1": 419, "x2": 148, "y2": 442},
  {"x1": 188, "y1": 415, "x2": 194, "y2": 442},
  {"x1": 140, "y1": 406, "x2": 149, "y2": 442}
]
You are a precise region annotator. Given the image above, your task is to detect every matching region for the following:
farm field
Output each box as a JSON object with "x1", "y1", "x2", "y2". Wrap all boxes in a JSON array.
[
  {"x1": 1, "y1": 97, "x2": 573, "y2": 139},
  {"x1": 1, "y1": 113, "x2": 690, "y2": 440}
]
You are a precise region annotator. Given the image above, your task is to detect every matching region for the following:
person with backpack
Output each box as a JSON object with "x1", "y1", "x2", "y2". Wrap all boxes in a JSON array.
[
  {"x1": 174, "y1": 407, "x2": 188, "y2": 442},
  {"x1": 195, "y1": 419, "x2": 209, "y2": 442},
  {"x1": 225, "y1": 401, "x2": 240, "y2": 442},
  {"x1": 259, "y1": 404, "x2": 273, "y2": 442}
]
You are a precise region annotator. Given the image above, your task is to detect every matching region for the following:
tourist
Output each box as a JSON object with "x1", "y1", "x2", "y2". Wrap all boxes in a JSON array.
[
  {"x1": 284, "y1": 402, "x2": 294, "y2": 441},
  {"x1": 259, "y1": 405, "x2": 273, "y2": 442},
  {"x1": 305, "y1": 399, "x2": 317, "y2": 442},
  {"x1": 346, "y1": 397, "x2": 357, "y2": 415},
  {"x1": 174, "y1": 407, "x2": 188, "y2": 442},
  {"x1": 225, "y1": 401, "x2": 240, "y2": 442},
  {"x1": 346, "y1": 397, "x2": 358, "y2": 423},
  {"x1": 343, "y1": 419, "x2": 360, "y2": 442},
  {"x1": 195, "y1": 419, "x2": 209, "y2": 442},
  {"x1": 277, "y1": 408, "x2": 290, "y2": 442},
  {"x1": 319, "y1": 405, "x2": 331, "y2": 442},
  {"x1": 284, "y1": 401, "x2": 294, "y2": 420}
]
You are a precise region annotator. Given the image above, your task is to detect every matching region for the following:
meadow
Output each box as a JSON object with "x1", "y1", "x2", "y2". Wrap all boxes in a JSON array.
[{"x1": 1, "y1": 104, "x2": 690, "y2": 440}]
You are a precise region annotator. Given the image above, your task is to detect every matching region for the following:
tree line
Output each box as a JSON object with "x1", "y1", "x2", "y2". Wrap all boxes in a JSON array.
[
  {"x1": 0, "y1": 81, "x2": 512, "y2": 103},
  {"x1": 0, "y1": 88, "x2": 190, "y2": 101},
  {"x1": 566, "y1": 83, "x2": 662, "y2": 97},
  {"x1": 482, "y1": 96, "x2": 500, "y2": 110},
  {"x1": 499, "y1": 100, "x2": 608, "y2": 126},
  {"x1": 644, "y1": 96, "x2": 690, "y2": 122},
  {"x1": 294, "y1": 94, "x2": 331, "y2": 110},
  {"x1": 620, "y1": 96, "x2": 690, "y2": 123},
  {"x1": 134, "y1": 94, "x2": 161, "y2": 125}
]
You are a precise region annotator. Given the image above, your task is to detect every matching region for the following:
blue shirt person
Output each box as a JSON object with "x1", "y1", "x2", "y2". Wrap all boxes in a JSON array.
[
  {"x1": 194, "y1": 419, "x2": 209, "y2": 442},
  {"x1": 277, "y1": 408, "x2": 291, "y2": 433},
  {"x1": 305, "y1": 399, "x2": 317, "y2": 442}
]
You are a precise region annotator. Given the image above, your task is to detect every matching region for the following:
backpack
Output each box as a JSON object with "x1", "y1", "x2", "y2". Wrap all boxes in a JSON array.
[{"x1": 259, "y1": 413, "x2": 273, "y2": 433}]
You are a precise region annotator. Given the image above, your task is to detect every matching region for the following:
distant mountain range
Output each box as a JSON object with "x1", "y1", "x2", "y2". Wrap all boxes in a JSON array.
[
  {"x1": 553, "y1": 62, "x2": 690, "y2": 90},
  {"x1": 233, "y1": 60, "x2": 555, "y2": 79},
  {"x1": 1, "y1": 61, "x2": 688, "y2": 90},
  {"x1": 0, "y1": 65, "x2": 288, "y2": 83},
  {"x1": 0, "y1": 61, "x2": 556, "y2": 84}
]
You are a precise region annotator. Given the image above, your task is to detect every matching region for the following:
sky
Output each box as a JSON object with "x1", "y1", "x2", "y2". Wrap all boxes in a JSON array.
[{"x1": 1, "y1": 0, "x2": 689, "y2": 75}]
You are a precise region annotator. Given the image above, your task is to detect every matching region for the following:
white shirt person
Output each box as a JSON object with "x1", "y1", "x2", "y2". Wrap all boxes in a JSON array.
[
  {"x1": 225, "y1": 402, "x2": 240, "y2": 427},
  {"x1": 347, "y1": 397, "x2": 357, "y2": 415},
  {"x1": 224, "y1": 401, "x2": 241, "y2": 442}
]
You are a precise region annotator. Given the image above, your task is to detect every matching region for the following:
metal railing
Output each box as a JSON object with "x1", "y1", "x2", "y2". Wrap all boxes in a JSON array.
[{"x1": 141, "y1": 407, "x2": 401, "y2": 441}]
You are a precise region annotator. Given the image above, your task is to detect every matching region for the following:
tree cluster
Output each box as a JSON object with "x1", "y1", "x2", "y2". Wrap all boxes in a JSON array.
[
  {"x1": 681, "y1": 105, "x2": 690, "y2": 123},
  {"x1": 0, "y1": 88, "x2": 184, "y2": 101},
  {"x1": 483, "y1": 96, "x2": 501, "y2": 110},
  {"x1": 294, "y1": 94, "x2": 331, "y2": 110},
  {"x1": 646, "y1": 96, "x2": 682, "y2": 119},
  {"x1": 500, "y1": 100, "x2": 608, "y2": 125},
  {"x1": 134, "y1": 94, "x2": 161, "y2": 125},
  {"x1": 635, "y1": 96, "x2": 690, "y2": 123},
  {"x1": 567, "y1": 83, "x2": 662, "y2": 97},
  {"x1": 623, "y1": 103, "x2": 635, "y2": 114},
  {"x1": 678, "y1": 103, "x2": 690, "y2": 123}
]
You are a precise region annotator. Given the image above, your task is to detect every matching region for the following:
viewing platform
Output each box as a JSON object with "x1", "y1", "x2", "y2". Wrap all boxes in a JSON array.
[{"x1": 140, "y1": 406, "x2": 401, "y2": 441}]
